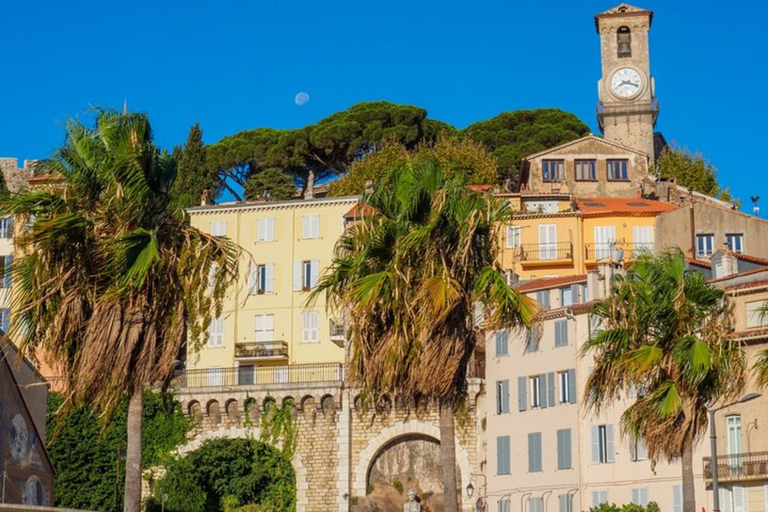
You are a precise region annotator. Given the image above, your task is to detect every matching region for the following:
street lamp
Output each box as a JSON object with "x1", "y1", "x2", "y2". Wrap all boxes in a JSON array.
[
  {"x1": 709, "y1": 393, "x2": 762, "y2": 512},
  {"x1": 466, "y1": 473, "x2": 488, "y2": 511}
]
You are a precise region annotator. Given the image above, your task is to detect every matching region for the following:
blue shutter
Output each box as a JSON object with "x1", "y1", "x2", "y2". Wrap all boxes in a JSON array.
[
  {"x1": 558, "y1": 428, "x2": 572, "y2": 469},
  {"x1": 5, "y1": 217, "x2": 12, "y2": 239},
  {"x1": 555, "y1": 320, "x2": 568, "y2": 347},
  {"x1": 497, "y1": 436, "x2": 511, "y2": 475},
  {"x1": 497, "y1": 380, "x2": 510, "y2": 414},
  {"x1": 528, "y1": 432, "x2": 542, "y2": 472},
  {"x1": 559, "y1": 495, "x2": 571, "y2": 512},
  {"x1": 538, "y1": 374, "x2": 547, "y2": 409},
  {"x1": 568, "y1": 369, "x2": 577, "y2": 404},
  {"x1": 3, "y1": 255, "x2": 11, "y2": 289},
  {"x1": 1, "y1": 308, "x2": 9, "y2": 332},
  {"x1": 547, "y1": 372, "x2": 556, "y2": 407},
  {"x1": 518, "y1": 376, "x2": 527, "y2": 412},
  {"x1": 496, "y1": 330, "x2": 508, "y2": 357},
  {"x1": 537, "y1": 290, "x2": 551, "y2": 310}
]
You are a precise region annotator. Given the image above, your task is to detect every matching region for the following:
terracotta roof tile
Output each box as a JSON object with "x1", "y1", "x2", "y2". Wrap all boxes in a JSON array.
[
  {"x1": 516, "y1": 274, "x2": 588, "y2": 293},
  {"x1": 723, "y1": 280, "x2": 768, "y2": 292},
  {"x1": 735, "y1": 253, "x2": 768, "y2": 266},
  {"x1": 343, "y1": 202, "x2": 377, "y2": 218},
  {"x1": 709, "y1": 266, "x2": 768, "y2": 284},
  {"x1": 686, "y1": 258, "x2": 712, "y2": 269},
  {"x1": 576, "y1": 198, "x2": 678, "y2": 215}
]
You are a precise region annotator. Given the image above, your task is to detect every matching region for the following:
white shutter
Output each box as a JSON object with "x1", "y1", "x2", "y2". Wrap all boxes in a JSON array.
[
  {"x1": 208, "y1": 317, "x2": 224, "y2": 347},
  {"x1": 210, "y1": 221, "x2": 227, "y2": 236},
  {"x1": 310, "y1": 312, "x2": 318, "y2": 341},
  {"x1": 594, "y1": 226, "x2": 616, "y2": 259},
  {"x1": 539, "y1": 224, "x2": 557, "y2": 260},
  {"x1": 302, "y1": 215, "x2": 320, "y2": 239},
  {"x1": 733, "y1": 487, "x2": 747, "y2": 512},
  {"x1": 720, "y1": 488, "x2": 732, "y2": 512},
  {"x1": 506, "y1": 226, "x2": 521, "y2": 248},
  {"x1": 255, "y1": 314, "x2": 266, "y2": 341},
  {"x1": 310, "y1": 260, "x2": 320, "y2": 288},
  {"x1": 257, "y1": 218, "x2": 267, "y2": 241},
  {"x1": 673, "y1": 485, "x2": 683, "y2": 512},
  {"x1": 633, "y1": 226, "x2": 654, "y2": 252},
  {"x1": 207, "y1": 367, "x2": 222, "y2": 386},
  {"x1": 265, "y1": 263, "x2": 274, "y2": 294},
  {"x1": 247, "y1": 264, "x2": 257, "y2": 295},
  {"x1": 606, "y1": 424, "x2": 615, "y2": 463},
  {"x1": 312, "y1": 214, "x2": 320, "y2": 238},
  {"x1": 302, "y1": 216, "x2": 310, "y2": 239},
  {"x1": 591, "y1": 425, "x2": 600, "y2": 464},
  {"x1": 293, "y1": 261, "x2": 302, "y2": 291},
  {"x1": 267, "y1": 218, "x2": 275, "y2": 241}
]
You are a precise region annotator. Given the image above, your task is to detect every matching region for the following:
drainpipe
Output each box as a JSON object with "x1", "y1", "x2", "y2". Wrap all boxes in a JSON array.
[{"x1": 689, "y1": 205, "x2": 696, "y2": 260}]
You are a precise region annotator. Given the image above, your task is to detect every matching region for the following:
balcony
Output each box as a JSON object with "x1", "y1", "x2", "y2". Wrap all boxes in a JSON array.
[
  {"x1": 513, "y1": 242, "x2": 574, "y2": 267},
  {"x1": 173, "y1": 363, "x2": 344, "y2": 389},
  {"x1": 704, "y1": 452, "x2": 768, "y2": 483},
  {"x1": 235, "y1": 341, "x2": 288, "y2": 361},
  {"x1": 585, "y1": 243, "x2": 655, "y2": 263},
  {"x1": 329, "y1": 320, "x2": 346, "y2": 347}
]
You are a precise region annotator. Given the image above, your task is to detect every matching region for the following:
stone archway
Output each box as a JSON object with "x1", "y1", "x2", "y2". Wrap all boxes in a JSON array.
[
  {"x1": 352, "y1": 420, "x2": 473, "y2": 511},
  {"x1": 174, "y1": 426, "x2": 308, "y2": 512}
]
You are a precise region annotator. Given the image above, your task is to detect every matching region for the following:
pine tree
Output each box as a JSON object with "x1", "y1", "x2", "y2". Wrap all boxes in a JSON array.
[{"x1": 169, "y1": 123, "x2": 213, "y2": 212}]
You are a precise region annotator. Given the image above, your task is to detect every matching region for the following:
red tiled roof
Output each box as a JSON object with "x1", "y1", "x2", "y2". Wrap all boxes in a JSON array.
[
  {"x1": 467, "y1": 184, "x2": 493, "y2": 193},
  {"x1": 735, "y1": 253, "x2": 768, "y2": 266},
  {"x1": 732, "y1": 327, "x2": 768, "y2": 341},
  {"x1": 576, "y1": 198, "x2": 678, "y2": 215},
  {"x1": 516, "y1": 274, "x2": 587, "y2": 293},
  {"x1": 343, "y1": 202, "x2": 377, "y2": 218},
  {"x1": 724, "y1": 280, "x2": 768, "y2": 292},
  {"x1": 709, "y1": 266, "x2": 768, "y2": 284},
  {"x1": 686, "y1": 257, "x2": 712, "y2": 269}
]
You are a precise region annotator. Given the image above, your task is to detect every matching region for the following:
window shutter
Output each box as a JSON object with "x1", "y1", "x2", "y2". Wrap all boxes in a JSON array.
[
  {"x1": 247, "y1": 264, "x2": 257, "y2": 295},
  {"x1": 557, "y1": 428, "x2": 572, "y2": 469},
  {"x1": 630, "y1": 438, "x2": 637, "y2": 461},
  {"x1": 496, "y1": 330, "x2": 508, "y2": 357},
  {"x1": 528, "y1": 432, "x2": 542, "y2": 472},
  {"x1": 571, "y1": 284, "x2": 581, "y2": 304},
  {"x1": 312, "y1": 214, "x2": 320, "y2": 238},
  {"x1": 555, "y1": 320, "x2": 568, "y2": 347},
  {"x1": 258, "y1": 219, "x2": 266, "y2": 241},
  {"x1": 301, "y1": 313, "x2": 309, "y2": 342},
  {"x1": 632, "y1": 489, "x2": 639, "y2": 505},
  {"x1": 496, "y1": 382, "x2": 503, "y2": 414},
  {"x1": 310, "y1": 260, "x2": 320, "y2": 288},
  {"x1": 302, "y1": 216, "x2": 309, "y2": 239},
  {"x1": 1, "y1": 309, "x2": 9, "y2": 332},
  {"x1": 567, "y1": 369, "x2": 577, "y2": 404},
  {"x1": 559, "y1": 495, "x2": 569, "y2": 512},
  {"x1": 501, "y1": 380, "x2": 510, "y2": 414},
  {"x1": 547, "y1": 372, "x2": 556, "y2": 407},
  {"x1": 293, "y1": 261, "x2": 302, "y2": 291},
  {"x1": 537, "y1": 290, "x2": 551, "y2": 310},
  {"x1": 518, "y1": 376, "x2": 527, "y2": 412},
  {"x1": 591, "y1": 425, "x2": 599, "y2": 464},
  {"x1": 3, "y1": 256, "x2": 11, "y2": 288},
  {"x1": 733, "y1": 487, "x2": 746, "y2": 512},
  {"x1": 4, "y1": 217, "x2": 12, "y2": 238},
  {"x1": 265, "y1": 263, "x2": 274, "y2": 294},
  {"x1": 606, "y1": 424, "x2": 615, "y2": 463},
  {"x1": 267, "y1": 218, "x2": 275, "y2": 241},
  {"x1": 673, "y1": 485, "x2": 683, "y2": 512},
  {"x1": 497, "y1": 436, "x2": 510, "y2": 475},
  {"x1": 538, "y1": 374, "x2": 547, "y2": 409}
]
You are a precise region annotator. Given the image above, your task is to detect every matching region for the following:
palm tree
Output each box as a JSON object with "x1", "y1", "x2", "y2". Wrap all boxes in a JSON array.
[
  {"x1": 583, "y1": 250, "x2": 746, "y2": 512},
  {"x1": 754, "y1": 303, "x2": 768, "y2": 386},
  {"x1": 3, "y1": 111, "x2": 239, "y2": 512},
  {"x1": 314, "y1": 158, "x2": 537, "y2": 512}
]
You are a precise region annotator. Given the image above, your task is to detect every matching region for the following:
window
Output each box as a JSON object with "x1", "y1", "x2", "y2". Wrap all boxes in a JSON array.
[
  {"x1": 495, "y1": 330, "x2": 509, "y2": 357},
  {"x1": 575, "y1": 159, "x2": 597, "y2": 181},
  {"x1": 746, "y1": 301, "x2": 768, "y2": 328},
  {"x1": 673, "y1": 485, "x2": 683, "y2": 512},
  {"x1": 0, "y1": 217, "x2": 12, "y2": 239},
  {"x1": 557, "y1": 429, "x2": 572, "y2": 469},
  {"x1": 525, "y1": 325, "x2": 540, "y2": 353},
  {"x1": 0, "y1": 308, "x2": 9, "y2": 332},
  {"x1": 633, "y1": 226, "x2": 654, "y2": 253},
  {"x1": 207, "y1": 317, "x2": 224, "y2": 347},
  {"x1": 302, "y1": 312, "x2": 319, "y2": 342},
  {"x1": 207, "y1": 367, "x2": 223, "y2": 387},
  {"x1": 631, "y1": 488, "x2": 649, "y2": 507},
  {"x1": 538, "y1": 224, "x2": 558, "y2": 260},
  {"x1": 607, "y1": 159, "x2": 629, "y2": 181},
  {"x1": 528, "y1": 433, "x2": 542, "y2": 472},
  {"x1": 255, "y1": 314, "x2": 275, "y2": 342},
  {"x1": 697, "y1": 234, "x2": 714, "y2": 257},
  {"x1": 294, "y1": 260, "x2": 320, "y2": 291},
  {"x1": 238, "y1": 365, "x2": 254, "y2": 385},
  {"x1": 560, "y1": 287, "x2": 573, "y2": 307},
  {"x1": 727, "y1": 415, "x2": 743, "y2": 457},
  {"x1": 582, "y1": 283, "x2": 588, "y2": 303},
  {"x1": 530, "y1": 375, "x2": 546, "y2": 409},
  {"x1": 589, "y1": 314, "x2": 604, "y2": 337},
  {"x1": 496, "y1": 380, "x2": 510, "y2": 414},
  {"x1": 536, "y1": 290, "x2": 551, "y2": 311},
  {"x1": 559, "y1": 495, "x2": 573, "y2": 512},
  {"x1": 592, "y1": 491, "x2": 609, "y2": 508},
  {"x1": 591, "y1": 424, "x2": 615, "y2": 464},
  {"x1": 210, "y1": 221, "x2": 227, "y2": 236},
  {"x1": 529, "y1": 497, "x2": 544, "y2": 512},
  {"x1": 257, "y1": 218, "x2": 275, "y2": 242},
  {"x1": 248, "y1": 263, "x2": 274, "y2": 295},
  {"x1": 500, "y1": 498, "x2": 512, "y2": 512},
  {"x1": 542, "y1": 160, "x2": 565, "y2": 182},
  {"x1": 594, "y1": 226, "x2": 617, "y2": 260},
  {"x1": 497, "y1": 435, "x2": 511, "y2": 475},
  {"x1": 617, "y1": 26, "x2": 632, "y2": 57},
  {"x1": 302, "y1": 214, "x2": 320, "y2": 239},
  {"x1": 726, "y1": 234, "x2": 744, "y2": 253},
  {"x1": 554, "y1": 320, "x2": 569, "y2": 348},
  {"x1": 558, "y1": 370, "x2": 573, "y2": 403},
  {"x1": 630, "y1": 437, "x2": 648, "y2": 461},
  {"x1": 0, "y1": 255, "x2": 11, "y2": 289},
  {"x1": 506, "y1": 226, "x2": 521, "y2": 248}
]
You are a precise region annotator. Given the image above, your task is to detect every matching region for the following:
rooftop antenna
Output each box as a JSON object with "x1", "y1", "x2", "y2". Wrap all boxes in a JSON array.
[
  {"x1": 751, "y1": 196, "x2": 760, "y2": 217},
  {"x1": 123, "y1": 98, "x2": 128, "y2": 115}
]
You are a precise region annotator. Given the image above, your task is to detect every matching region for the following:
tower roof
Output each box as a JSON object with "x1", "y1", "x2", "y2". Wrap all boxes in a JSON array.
[{"x1": 595, "y1": 4, "x2": 654, "y2": 31}]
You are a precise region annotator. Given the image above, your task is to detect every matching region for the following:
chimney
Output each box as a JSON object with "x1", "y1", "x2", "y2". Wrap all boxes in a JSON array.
[
  {"x1": 713, "y1": 244, "x2": 738, "y2": 279},
  {"x1": 589, "y1": 261, "x2": 625, "y2": 301},
  {"x1": 201, "y1": 189, "x2": 213, "y2": 206}
]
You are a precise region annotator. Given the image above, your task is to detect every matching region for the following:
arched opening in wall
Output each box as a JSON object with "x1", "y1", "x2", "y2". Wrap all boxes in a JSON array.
[
  {"x1": 206, "y1": 399, "x2": 221, "y2": 425},
  {"x1": 360, "y1": 434, "x2": 460, "y2": 512},
  {"x1": 617, "y1": 26, "x2": 632, "y2": 58}
]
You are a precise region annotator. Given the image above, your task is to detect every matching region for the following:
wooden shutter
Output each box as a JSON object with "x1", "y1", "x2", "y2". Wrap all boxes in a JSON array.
[
  {"x1": 258, "y1": 219, "x2": 266, "y2": 241},
  {"x1": 310, "y1": 260, "x2": 320, "y2": 288},
  {"x1": 267, "y1": 218, "x2": 275, "y2": 241},
  {"x1": 247, "y1": 264, "x2": 257, "y2": 295},
  {"x1": 567, "y1": 369, "x2": 577, "y2": 404},
  {"x1": 302, "y1": 216, "x2": 310, "y2": 238},
  {"x1": 606, "y1": 424, "x2": 615, "y2": 463},
  {"x1": 539, "y1": 224, "x2": 557, "y2": 259},
  {"x1": 547, "y1": 372, "x2": 556, "y2": 407},
  {"x1": 594, "y1": 226, "x2": 616, "y2": 259},
  {"x1": 293, "y1": 261, "x2": 302, "y2": 291},
  {"x1": 633, "y1": 225, "x2": 654, "y2": 252},
  {"x1": 538, "y1": 374, "x2": 547, "y2": 409},
  {"x1": 591, "y1": 425, "x2": 600, "y2": 464},
  {"x1": 312, "y1": 214, "x2": 320, "y2": 238},
  {"x1": 528, "y1": 432, "x2": 542, "y2": 472},
  {"x1": 501, "y1": 380, "x2": 510, "y2": 414},
  {"x1": 557, "y1": 429, "x2": 572, "y2": 469},
  {"x1": 733, "y1": 487, "x2": 746, "y2": 512},
  {"x1": 673, "y1": 485, "x2": 683, "y2": 512},
  {"x1": 555, "y1": 320, "x2": 568, "y2": 347},
  {"x1": 518, "y1": 376, "x2": 527, "y2": 411},
  {"x1": 495, "y1": 330, "x2": 508, "y2": 357},
  {"x1": 497, "y1": 436, "x2": 511, "y2": 475},
  {"x1": 571, "y1": 284, "x2": 581, "y2": 304},
  {"x1": 537, "y1": 290, "x2": 551, "y2": 310},
  {"x1": 265, "y1": 263, "x2": 274, "y2": 294},
  {"x1": 559, "y1": 495, "x2": 570, "y2": 512}
]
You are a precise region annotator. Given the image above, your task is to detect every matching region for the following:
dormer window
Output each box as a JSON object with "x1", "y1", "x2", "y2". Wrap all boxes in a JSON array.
[{"x1": 617, "y1": 26, "x2": 632, "y2": 58}]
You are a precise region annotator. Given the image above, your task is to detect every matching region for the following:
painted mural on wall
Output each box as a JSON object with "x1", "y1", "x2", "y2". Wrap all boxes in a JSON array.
[{"x1": 0, "y1": 347, "x2": 54, "y2": 505}]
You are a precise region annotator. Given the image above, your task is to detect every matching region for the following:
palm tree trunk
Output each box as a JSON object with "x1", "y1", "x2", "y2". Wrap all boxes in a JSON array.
[
  {"x1": 304, "y1": 170, "x2": 315, "y2": 199},
  {"x1": 124, "y1": 389, "x2": 143, "y2": 512},
  {"x1": 682, "y1": 442, "x2": 696, "y2": 512},
  {"x1": 439, "y1": 398, "x2": 459, "y2": 512}
]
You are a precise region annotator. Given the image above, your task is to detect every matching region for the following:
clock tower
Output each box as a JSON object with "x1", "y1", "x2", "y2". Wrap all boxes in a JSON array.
[{"x1": 596, "y1": 4, "x2": 659, "y2": 162}]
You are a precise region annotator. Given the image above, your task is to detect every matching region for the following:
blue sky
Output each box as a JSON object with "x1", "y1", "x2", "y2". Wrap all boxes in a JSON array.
[{"x1": 1, "y1": 1, "x2": 765, "y2": 212}]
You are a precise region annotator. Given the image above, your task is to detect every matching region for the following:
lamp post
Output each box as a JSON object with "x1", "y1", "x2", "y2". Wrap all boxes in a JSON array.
[
  {"x1": 466, "y1": 473, "x2": 488, "y2": 511},
  {"x1": 709, "y1": 393, "x2": 761, "y2": 512}
]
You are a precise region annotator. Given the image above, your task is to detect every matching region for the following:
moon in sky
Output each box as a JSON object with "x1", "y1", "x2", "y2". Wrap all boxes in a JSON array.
[{"x1": 294, "y1": 92, "x2": 310, "y2": 106}]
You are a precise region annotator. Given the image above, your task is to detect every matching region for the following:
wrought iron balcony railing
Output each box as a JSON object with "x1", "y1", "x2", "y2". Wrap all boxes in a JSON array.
[
  {"x1": 585, "y1": 243, "x2": 655, "y2": 262},
  {"x1": 329, "y1": 320, "x2": 346, "y2": 341},
  {"x1": 173, "y1": 363, "x2": 344, "y2": 389},
  {"x1": 512, "y1": 242, "x2": 574, "y2": 262},
  {"x1": 703, "y1": 452, "x2": 768, "y2": 482},
  {"x1": 234, "y1": 341, "x2": 288, "y2": 359}
]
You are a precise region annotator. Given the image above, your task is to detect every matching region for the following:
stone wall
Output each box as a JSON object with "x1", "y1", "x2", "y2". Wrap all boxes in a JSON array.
[{"x1": 0, "y1": 158, "x2": 34, "y2": 193}]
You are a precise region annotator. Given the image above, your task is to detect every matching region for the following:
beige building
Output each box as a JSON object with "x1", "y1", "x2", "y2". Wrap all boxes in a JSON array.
[{"x1": 185, "y1": 195, "x2": 359, "y2": 386}]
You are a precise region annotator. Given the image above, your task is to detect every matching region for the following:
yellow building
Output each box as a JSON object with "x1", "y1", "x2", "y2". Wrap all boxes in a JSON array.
[{"x1": 186, "y1": 195, "x2": 359, "y2": 386}]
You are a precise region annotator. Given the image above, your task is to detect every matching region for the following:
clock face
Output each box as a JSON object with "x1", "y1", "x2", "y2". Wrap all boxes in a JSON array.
[{"x1": 610, "y1": 68, "x2": 643, "y2": 98}]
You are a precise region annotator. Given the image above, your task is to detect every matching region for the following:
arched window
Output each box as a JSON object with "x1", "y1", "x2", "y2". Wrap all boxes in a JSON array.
[{"x1": 617, "y1": 26, "x2": 632, "y2": 58}]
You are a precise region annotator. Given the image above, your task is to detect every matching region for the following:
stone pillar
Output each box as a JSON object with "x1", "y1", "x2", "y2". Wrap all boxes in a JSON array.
[{"x1": 337, "y1": 388, "x2": 352, "y2": 511}]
